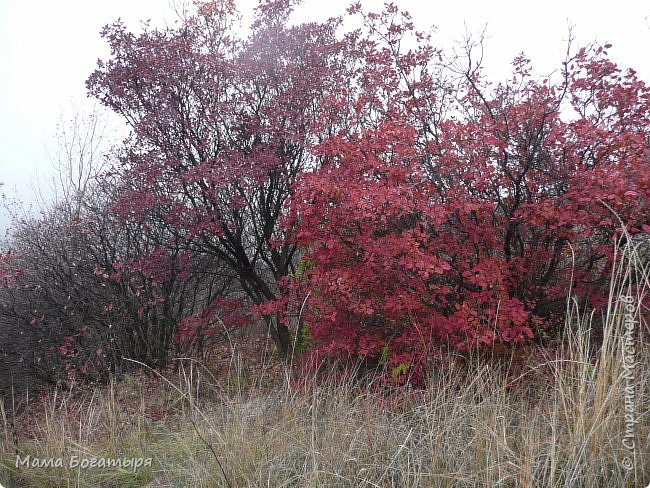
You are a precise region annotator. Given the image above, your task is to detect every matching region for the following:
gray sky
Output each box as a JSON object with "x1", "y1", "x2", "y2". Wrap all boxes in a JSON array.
[{"x1": 1, "y1": 0, "x2": 649, "y2": 236}]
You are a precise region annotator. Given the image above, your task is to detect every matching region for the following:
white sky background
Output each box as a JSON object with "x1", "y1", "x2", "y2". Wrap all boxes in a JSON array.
[{"x1": 0, "y1": 0, "x2": 649, "y2": 236}]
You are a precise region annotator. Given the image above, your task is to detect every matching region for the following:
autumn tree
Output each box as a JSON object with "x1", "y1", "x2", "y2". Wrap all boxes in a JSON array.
[{"x1": 87, "y1": 0, "x2": 355, "y2": 354}]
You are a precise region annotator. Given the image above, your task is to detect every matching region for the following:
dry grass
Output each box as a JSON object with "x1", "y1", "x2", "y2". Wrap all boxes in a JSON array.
[{"x1": 0, "y1": 238, "x2": 648, "y2": 487}]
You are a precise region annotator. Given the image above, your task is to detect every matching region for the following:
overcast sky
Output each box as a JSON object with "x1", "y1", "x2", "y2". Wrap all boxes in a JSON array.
[{"x1": 1, "y1": 0, "x2": 649, "y2": 236}]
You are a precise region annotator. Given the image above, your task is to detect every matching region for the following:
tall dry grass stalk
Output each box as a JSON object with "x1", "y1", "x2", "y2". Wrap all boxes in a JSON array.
[{"x1": 0, "y1": 237, "x2": 648, "y2": 487}]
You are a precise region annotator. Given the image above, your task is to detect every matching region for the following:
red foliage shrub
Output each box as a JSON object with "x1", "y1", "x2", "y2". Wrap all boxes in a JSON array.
[{"x1": 272, "y1": 29, "x2": 650, "y2": 384}]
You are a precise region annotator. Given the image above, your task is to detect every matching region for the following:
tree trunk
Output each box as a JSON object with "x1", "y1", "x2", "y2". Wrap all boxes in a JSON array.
[{"x1": 265, "y1": 314, "x2": 290, "y2": 357}]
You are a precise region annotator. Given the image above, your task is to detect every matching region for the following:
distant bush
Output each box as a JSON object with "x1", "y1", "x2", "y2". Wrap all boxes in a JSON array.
[{"x1": 0, "y1": 163, "x2": 235, "y2": 390}]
